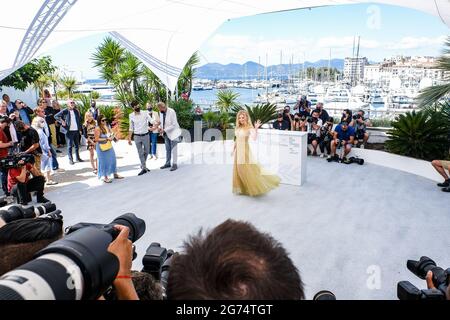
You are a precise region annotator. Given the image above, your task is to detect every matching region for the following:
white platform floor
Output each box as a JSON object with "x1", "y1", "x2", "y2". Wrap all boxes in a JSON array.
[{"x1": 45, "y1": 141, "x2": 450, "y2": 300}]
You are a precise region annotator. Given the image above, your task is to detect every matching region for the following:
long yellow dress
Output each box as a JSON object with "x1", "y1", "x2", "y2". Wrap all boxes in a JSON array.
[{"x1": 232, "y1": 128, "x2": 281, "y2": 196}]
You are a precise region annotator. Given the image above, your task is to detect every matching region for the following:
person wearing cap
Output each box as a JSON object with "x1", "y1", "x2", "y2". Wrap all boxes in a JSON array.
[
  {"x1": 272, "y1": 113, "x2": 290, "y2": 130},
  {"x1": 54, "y1": 100, "x2": 84, "y2": 165},
  {"x1": 0, "y1": 116, "x2": 15, "y2": 196},
  {"x1": 329, "y1": 121, "x2": 355, "y2": 164}
]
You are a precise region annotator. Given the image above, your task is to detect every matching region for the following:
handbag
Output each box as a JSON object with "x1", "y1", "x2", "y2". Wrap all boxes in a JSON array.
[{"x1": 99, "y1": 140, "x2": 112, "y2": 151}]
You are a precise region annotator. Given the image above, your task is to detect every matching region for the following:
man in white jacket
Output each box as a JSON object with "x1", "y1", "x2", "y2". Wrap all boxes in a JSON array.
[{"x1": 158, "y1": 102, "x2": 181, "y2": 171}]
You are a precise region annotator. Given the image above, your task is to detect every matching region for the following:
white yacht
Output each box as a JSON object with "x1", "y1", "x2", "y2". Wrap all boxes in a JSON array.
[{"x1": 324, "y1": 87, "x2": 367, "y2": 110}]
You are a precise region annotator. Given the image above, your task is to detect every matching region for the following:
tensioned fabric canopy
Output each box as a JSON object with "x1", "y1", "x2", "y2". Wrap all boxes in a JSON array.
[{"x1": 1, "y1": 0, "x2": 449, "y2": 90}]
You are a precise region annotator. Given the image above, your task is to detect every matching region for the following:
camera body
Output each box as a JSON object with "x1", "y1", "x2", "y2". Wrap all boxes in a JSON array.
[
  {"x1": 0, "y1": 153, "x2": 35, "y2": 170},
  {"x1": 142, "y1": 242, "x2": 175, "y2": 297}
]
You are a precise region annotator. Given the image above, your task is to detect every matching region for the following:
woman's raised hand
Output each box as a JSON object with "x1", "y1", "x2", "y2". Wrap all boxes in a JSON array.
[{"x1": 254, "y1": 120, "x2": 262, "y2": 129}]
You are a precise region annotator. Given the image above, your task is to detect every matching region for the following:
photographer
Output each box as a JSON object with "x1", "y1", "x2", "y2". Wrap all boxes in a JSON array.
[
  {"x1": 291, "y1": 113, "x2": 303, "y2": 131},
  {"x1": 0, "y1": 116, "x2": 14, "y2": 196},
  {"x1": 14, "y1": 120, "x2": 42, "y2": 173},
  {"x1": 283, "y1": 106, "x2": 293, "y2": 130},
  {"x1": 329, "y1": 121, "x2": 355, "y2": 164},
  {"x1": 340, "y1": 109, "x2": 352, "y2": 124},
  {"x1": 7, "y1": 158, "x2": 49, "y2": 205},
  {"x1": 318, "y1": 117, "x2": 334, "y2": 158},
  {"x1": 294, "y1": 95, "x2": 311, "y2": 115},
  {"x1": 272, "y1": 113, "x2": 290, "y2": 131},
  {"x1": 167, "y1": 219, "x2": 305, "y2": 300},
  {"x1": 316, "y1": 102, "x2": 330, "y2": 123},
  {"x1": 350, "y1": 110, "x2": 371, "y2": 147},
  {"x1": 306, "y1": 110, "x2": 323, "y2": 156}
]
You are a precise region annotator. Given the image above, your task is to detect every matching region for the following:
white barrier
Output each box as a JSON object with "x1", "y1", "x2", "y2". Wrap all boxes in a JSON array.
[{"x1": 350, "y1": 148, "x2": 442, "y2": 182}]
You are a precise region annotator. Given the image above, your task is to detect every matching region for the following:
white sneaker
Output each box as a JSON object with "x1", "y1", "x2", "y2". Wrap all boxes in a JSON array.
[{"x1": 319, "y1": 154, "x2": 325, "y2": 158}]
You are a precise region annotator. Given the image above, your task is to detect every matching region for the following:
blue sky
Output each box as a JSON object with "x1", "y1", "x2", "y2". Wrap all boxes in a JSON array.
[{"x1": 46, "y1": 3, "x2": 449, "y2": 79}]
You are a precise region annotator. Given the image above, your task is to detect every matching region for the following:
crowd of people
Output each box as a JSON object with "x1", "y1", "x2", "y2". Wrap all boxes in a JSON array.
[
  {"x1": 272, "y1": 96, "x2": 372, "y2": 164},
  {"x1": 0, "y1": 91, "x2": 182, "y2": 204}
]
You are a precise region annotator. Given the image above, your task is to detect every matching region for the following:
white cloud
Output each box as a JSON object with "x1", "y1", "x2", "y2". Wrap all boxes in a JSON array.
[{"x1": 387, "y1": 36, "x2": 447, "y2": 50}]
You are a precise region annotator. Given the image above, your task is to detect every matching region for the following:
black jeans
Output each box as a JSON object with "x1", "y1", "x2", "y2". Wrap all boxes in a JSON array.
[
  {"x1": 11, "y1": 176, "x2": 46, "y2": 204},
  {"x1": 319, "y1": 138, "x2": 331, "y2": 155}
]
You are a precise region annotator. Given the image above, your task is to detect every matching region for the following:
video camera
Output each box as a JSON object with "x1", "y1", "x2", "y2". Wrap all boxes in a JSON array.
[
  {"x1": 397, "y1": 256, "x2": 449, "y2": 300},
  {"x1": 0, "y1": 153, "x2": 35, "y2": 170},
  {"x1": 0, "y1": 212, "x2": 146, "y2": 300}
]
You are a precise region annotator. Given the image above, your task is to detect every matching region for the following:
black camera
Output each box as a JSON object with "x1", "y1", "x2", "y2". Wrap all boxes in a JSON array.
[
  {"x1": 347, "y1": 156, "x2": 364, "y2": 165},
  {"x1": 0, "y1": 153, "x2": 35, "y2": 170},
  {"x1": 0, "y1": 202, "x2": 59, "y2": 223},
  {"x1": 65, "y1": 212, "x2": 145, "y2": 243},
  {"x1": 352, "y1": 114, "x2": 362, "y2": 120},
  {"x1": 397, "y1": 256, "x2": 449, "y2": 300},
  {"x1": 0, "y1": 212, "x2": 146, "y2": 300},
  {"x1": 142, "y1": 242, "x2": 175, "y2": 297}
]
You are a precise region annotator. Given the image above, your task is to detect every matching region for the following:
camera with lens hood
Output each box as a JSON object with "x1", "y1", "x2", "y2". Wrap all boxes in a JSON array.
[
  {"x1": 397, "y1": 256, "x2": 449, "y2": 300},
  {"x1": 0, "y1": 212, "x2": 146, "y2": 300}
]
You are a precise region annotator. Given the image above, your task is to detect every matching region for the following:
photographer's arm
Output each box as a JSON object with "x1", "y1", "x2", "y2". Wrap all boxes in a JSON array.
[
  {"x1": 15, "y1": 165, "x2": 28, "y2": 183},
  {"x1": 0, "y1": 140, "x2": 13, "y2": 148},
  {"x1": 24, "y1": 142, "x2": 39, "y2": 154},
  {"x1": 107, "y1": 225, "x2": 138, "y2": 300}
]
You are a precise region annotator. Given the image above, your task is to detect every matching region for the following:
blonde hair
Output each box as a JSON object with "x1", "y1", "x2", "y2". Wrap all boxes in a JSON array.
[
  {"x1": 235, "y1": 110, "x2": 253, "y2": 130},
  {"x1": 84, "y1": 111, "x2": 95, "y2": 127},
  {"x1": 31, "y1": 116, "x2": 45, "y2": 130}
]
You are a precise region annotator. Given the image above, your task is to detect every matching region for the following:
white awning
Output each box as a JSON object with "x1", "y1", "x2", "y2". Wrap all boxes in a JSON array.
[{"x1": 1, "y1": 0, "x2": 449, "y2": 90}]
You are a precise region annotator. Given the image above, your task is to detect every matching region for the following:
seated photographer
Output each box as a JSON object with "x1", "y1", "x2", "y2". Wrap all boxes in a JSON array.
[
  {"x1": 340, "y1": 109, "x2": 352, "y2": 124},
  {"x1": 167, "y1": 219, "x2": 305, "y2": 300},
  {"x1": 0, "y1": 217, "x2": 63, "y2": 275},
  {"x1": 291, "y1": 113, "x2": 303, "y2": 131},
  {"x1": 306, "y1": 110, "x2": 323, "y2": 156},
  {"x1": 0, "y1": 116, "x2": 14, "y2": 196},
  {"x1": 350, "y1": 110, "x2": 371, "y2": 147},
  {"x1": 7, "y1": 158, "x2": 49, "y2": 205},
  {"x1": 15, "y1": 120, "x2": 42, "y2": 173},
  {"x1": 282, "y1": 106, "x2": 293, "y2": 130},
  {"x1": 329, "y1": 121, "x2": 355, "y2": 164},
  {"x1": 318, "y1": 117, "x2": 334, "y2": 158},
  {"x1": 272, "y1": 113, "x2": 290, "y2": 131}
]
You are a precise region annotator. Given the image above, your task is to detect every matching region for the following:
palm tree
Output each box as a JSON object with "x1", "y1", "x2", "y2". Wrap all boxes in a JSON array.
[
  {"x1": 48, "y1": 69, "x2": 60, "y2": 101},
  {"x1": 216, "y1": 89, "x2": 240, "y2": 113},
  {"x1": 177, "y1": 51, "x2": 200, "y2": 99},
  {"x1": 60, "y1": 76, "x2": 77, "y2": 98},
  {"x1": 33, "y1": 74, "x2": 51, "y2": 98},
  {"x1": 417, "y1": 36, "x2": 450, "y2": 108},
  {"x1": 92, "y1": 37, "x2": 125, "y2": 83}
]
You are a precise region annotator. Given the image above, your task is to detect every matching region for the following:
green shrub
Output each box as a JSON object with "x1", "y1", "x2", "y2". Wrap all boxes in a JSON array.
[
  {"x1": 169, "y1": 99, "x2": 194, "y2": 130},
  {"x1": 230, "y1": 103, "x2": 278, "y2": 126},
  {"x1": 385, "y1": 110, "x2": 449, "y2": 161}
]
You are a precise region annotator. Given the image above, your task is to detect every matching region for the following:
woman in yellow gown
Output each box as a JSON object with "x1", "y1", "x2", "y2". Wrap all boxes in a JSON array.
[{"x1": 232, "y1": 110, "x2": 281, "y2": 196}]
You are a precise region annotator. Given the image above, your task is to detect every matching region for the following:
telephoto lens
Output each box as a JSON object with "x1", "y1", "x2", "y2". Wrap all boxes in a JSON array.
[
  {"x1": 313, "y1": 290, "x2": 336, "y2": 300},
  {"x1": 65, "y1": 213, "x2": 146, "y2": 243},
  {"x1": 0, "y1": 227, "x2": 119, "y2": 300}
]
